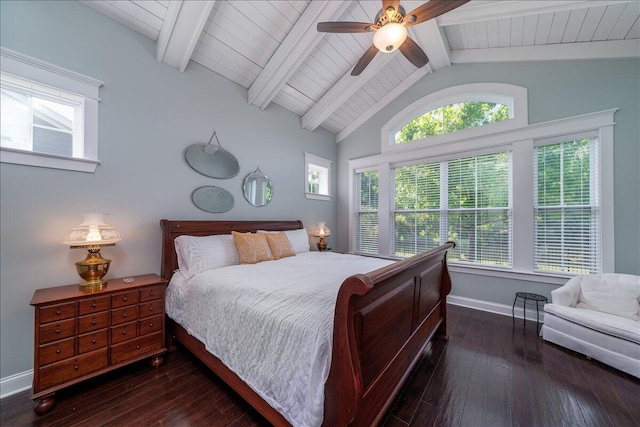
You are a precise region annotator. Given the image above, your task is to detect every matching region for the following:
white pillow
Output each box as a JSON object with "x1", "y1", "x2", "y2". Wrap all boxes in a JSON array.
[
  {"x1": 174, "y1": 234, "x2": 239, "y2": 278},
  {"x1": 576, "y1": 274, "x2": 640, "y2": 320},
  {"x1": 258, "y1": 228, "x2": 310, "y2": 253}
]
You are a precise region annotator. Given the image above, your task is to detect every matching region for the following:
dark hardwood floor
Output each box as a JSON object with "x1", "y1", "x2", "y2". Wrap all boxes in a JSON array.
[{"x1": 2, "y1": 304, "x2": 639, "y2": 426}]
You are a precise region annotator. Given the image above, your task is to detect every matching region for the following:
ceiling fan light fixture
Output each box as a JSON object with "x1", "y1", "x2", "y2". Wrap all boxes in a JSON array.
[{"x1": 373, "y1": 23, "x2": 407, "y2": 53}]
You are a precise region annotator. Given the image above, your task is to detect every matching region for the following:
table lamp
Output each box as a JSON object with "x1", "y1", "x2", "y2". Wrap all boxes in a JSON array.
[
  {"x1": 312, "y1": 222, "x2": 331, "y2": 252},
  {"x1": 63, "y1": 212, "x2": 121, "y2": 290}
]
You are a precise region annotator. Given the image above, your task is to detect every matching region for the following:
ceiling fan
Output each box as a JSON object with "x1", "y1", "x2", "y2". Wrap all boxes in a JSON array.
[{"x1": 317, "y1": 0, "x2": 469, "y2": 76}]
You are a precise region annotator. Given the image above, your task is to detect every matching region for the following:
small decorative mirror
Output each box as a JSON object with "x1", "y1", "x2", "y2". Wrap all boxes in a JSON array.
[
  {"x1": 184, "y1": 130, "x2": 240, "y2": 179},
  {"x1": 192, "y1": 186, "x2": 234, "y2": 213},
  {"x1": 243, "y1": 167, "x2": 272, "y2": 207}
]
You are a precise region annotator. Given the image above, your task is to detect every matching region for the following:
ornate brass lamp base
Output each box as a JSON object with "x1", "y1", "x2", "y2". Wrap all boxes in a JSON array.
[
  {"x1": 75, "y1": 248, "x2": 111, "y2": 291},
  {"x1": 317, "y1": 237, "x2": 328, "y2": 252}
]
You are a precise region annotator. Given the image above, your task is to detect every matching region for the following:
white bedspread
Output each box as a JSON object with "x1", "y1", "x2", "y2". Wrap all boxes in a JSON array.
[{"x1": 165, "y1": 251, "x2": 394, "y2": 427}]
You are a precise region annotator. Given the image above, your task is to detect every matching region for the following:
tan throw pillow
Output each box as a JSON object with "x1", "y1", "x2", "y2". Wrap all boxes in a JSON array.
[
  {"x1": 231, "y1": 231, "x2": 274, "y2": 264},
  {"x1": 265, "y1": 232, "x2": 296, "y2": 260}
]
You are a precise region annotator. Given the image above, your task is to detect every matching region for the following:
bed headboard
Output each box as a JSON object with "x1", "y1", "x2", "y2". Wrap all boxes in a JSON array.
[{"x1": 160, "y1": 219, "x2": 304, "y2": 280}]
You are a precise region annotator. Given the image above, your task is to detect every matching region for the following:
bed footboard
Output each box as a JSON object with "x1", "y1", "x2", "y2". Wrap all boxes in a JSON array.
[{"x1": 324, "y1": 242, "x2": 454, "y2": 426}]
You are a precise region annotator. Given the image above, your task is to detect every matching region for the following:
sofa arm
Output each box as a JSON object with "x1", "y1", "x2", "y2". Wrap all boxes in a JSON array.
[{"x1": 551, "y1": 276, "x2": 582, "y2": 307}]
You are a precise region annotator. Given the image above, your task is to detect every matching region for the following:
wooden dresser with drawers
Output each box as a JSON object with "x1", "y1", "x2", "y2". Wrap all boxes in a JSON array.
[{"x1": 30, "y1": 273, "x2": 168, "y2": 415}]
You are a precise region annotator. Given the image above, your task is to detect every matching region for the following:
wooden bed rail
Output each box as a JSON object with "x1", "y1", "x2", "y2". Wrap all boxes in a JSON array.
[{"x1": 325, "y1": 242, "x2": 455, "y2": 426}]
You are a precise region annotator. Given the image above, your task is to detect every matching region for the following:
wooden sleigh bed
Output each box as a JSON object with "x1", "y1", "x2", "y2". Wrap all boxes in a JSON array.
[{"x1": 160, "y1": 219, "x2": 454, "y2": 427}]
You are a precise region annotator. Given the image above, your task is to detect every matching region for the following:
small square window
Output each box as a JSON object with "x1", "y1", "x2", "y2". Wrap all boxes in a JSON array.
[
  {"x1": 305, "y1": 153, "x2": 331, "y2": 201},
  {"x1": 1, "y1": 47, "x2": 102, "y2": 173}
]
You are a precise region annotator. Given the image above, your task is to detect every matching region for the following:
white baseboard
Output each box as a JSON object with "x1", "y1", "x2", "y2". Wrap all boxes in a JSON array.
[
  {"x1": 447, "y1": 294, "x2": 546, "y2": 323},
  {"x1": 1, "y1": 369, "x2": 32, "y2": 399},
  {"x1": 0, "y1": 296, "x2": 543, "y2": 400}
]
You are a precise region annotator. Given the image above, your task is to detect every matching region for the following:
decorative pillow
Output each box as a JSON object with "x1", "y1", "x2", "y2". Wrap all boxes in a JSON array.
[
  {"x1": 576, "y1": 274, "x2": 640, "y2": 320},
  {"x1": 174, "y1": 234, "x2": 239, "y2": 278},
  {"x1": 265, "y1": 232, "x2": 296, "y2": 260},
  {"x1": 232, "y1": 231, "x2": 274, "y2": 264},
  {"x1": 258, "y1": 228, "x2": 310, "y2": 254}
]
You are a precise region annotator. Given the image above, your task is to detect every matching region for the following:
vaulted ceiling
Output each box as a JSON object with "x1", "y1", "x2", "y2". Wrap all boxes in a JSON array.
[{"x1": 80, "y1": 0, "x2": 639, "y2": 141}]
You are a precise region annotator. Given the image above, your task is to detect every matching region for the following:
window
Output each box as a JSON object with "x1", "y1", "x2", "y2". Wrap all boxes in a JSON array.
[
  {"x1": 534, "y1": 135, "x2": 600, "y2": 274},
  {"x1": 355, "y1": 170, "x2": 379, "y2": 254},
  {"x1": 391, "y1": 152, "x2": 512, "y2": 267},
  {"x1": 349, "y1": 82, "x2": 615, "y2": 279},
  {"x1": 1, "y1": 75, "x2": 79, "y2": 157},
  {"x1": 305, "y1": 153, "x2": 331, "y2": 201},
  {"x1": 0, "y1": 47, "x2": 103, "y2": 172},
  {"x1": 395, "y1": 101, "x2": 509, "y2": 144}
]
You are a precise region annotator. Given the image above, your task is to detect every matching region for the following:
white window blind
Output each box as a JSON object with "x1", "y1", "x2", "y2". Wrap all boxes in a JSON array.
[
  {"x1": 355, "y1": 170, "x2": 379, "y2": 254},
  {"x1": 534, "y1": 136, "x2": 600, "y2": 274},
  {"x1": 391, "y1": 162, "x2": 441, "y2": 256},
  {"x1": 389, "y1": 152, "x2": 512, "y2": 265},
  {"x1": 447, "y1": 152, "x2": 512, "y2": 267}
]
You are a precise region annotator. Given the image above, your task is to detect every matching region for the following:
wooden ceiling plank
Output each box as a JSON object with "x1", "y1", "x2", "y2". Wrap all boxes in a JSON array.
[
  {"x1": 592, "y1": 3, "x2": 627, "y2": 40},
  {"x1": 547, "y1": 11, "x2": 571, "y2": 44},
  {"x1": 438, "y1": 1, "x2": 629, "y2": 26},
  {"x1": 302, "y1": 52, "x2": 396, "y2": 132},
  {"x1": 248, "y1": 0, "x2": 351, "y2": 110},
  {"x1": 156, "y1": 0, "x2": 216, "y2": 72},
  {"x1": 336, "y1": 66, "x2": 431, "y2": 142},
  {"x1": 608, "y1": 3, "x2": 640, "y2": 40}
]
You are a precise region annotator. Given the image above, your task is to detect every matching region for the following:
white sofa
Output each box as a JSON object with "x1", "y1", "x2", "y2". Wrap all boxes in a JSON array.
[{"x1": 542, "y1": 273, "x2": 640, "y2": 378}]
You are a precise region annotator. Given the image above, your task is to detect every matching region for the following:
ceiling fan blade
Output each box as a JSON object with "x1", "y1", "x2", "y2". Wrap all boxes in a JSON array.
[
  {"x1": 399, "y1": 37, "x2": 429, "y2": 68},
  {"x1": 382, "y1": 0, "x2": 400, "y2": 14},
  {"x1": 317, "y1": 21, "x2": 374, "y2": 33},
  {"x1": 352, "y1": 44, "x2": 379, "y2": 76},
  {"x1": 404, "y1": 0, "x2": 470, "y2": 26}
]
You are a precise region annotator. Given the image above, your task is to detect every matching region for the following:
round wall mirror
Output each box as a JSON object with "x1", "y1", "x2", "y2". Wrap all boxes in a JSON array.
[
  {"x1": 192, "y1": 186, "x2": 234, "y2": 213},
  {"x1": 184, "y1": 131, "x2": 239, "y2": 179},
  {"x1": 243, "y1": 168, "x2": 272, "y2": 207}
]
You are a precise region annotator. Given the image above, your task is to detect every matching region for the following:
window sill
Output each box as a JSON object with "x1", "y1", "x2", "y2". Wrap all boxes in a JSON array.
[
  {"x1": 1, "y1": 147, "x2": 99, "y2": 173},
  {"x1": 448, "y1": 264, "x2": 570, "y2": 285},
  {"x1": 305, "y1": 193, "x2": 331, "y2": 201}
]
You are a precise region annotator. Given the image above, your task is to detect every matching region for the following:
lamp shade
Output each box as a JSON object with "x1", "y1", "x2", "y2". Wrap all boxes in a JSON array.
[
  {"x1": 63, "y1": 213, "x2": 121, "y2": 248},
  {"x1": 373, "y1": 23, "x2": 408, "y2": 53},
  {"x1": 312, "y1": 222, "x2": 331, "y2": 238}
]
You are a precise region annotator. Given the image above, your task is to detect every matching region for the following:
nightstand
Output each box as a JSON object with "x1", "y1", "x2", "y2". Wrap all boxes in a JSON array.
[{"x1": 30, "y1": 273, "x2": 168, "y2": 415}]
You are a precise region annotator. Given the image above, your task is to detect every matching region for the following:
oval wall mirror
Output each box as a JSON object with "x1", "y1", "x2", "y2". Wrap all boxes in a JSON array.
[
  {"x1": 184, "y1": 130, "x2": 239, "y2": 179},
  {"x1": 192, "y1": 186, "x2": 234, "y2": 213},
  {"x1": 243, "y1": 167, "x2": 272, "y2": 207}
]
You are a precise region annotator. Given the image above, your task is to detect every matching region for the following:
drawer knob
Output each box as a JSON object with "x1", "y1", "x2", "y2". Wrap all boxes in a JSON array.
[
  {"x1": 92, "y1": 319, "x2": 97, "y2": 325},
  {"x1": 122, "y1": 312, "x2": 127, "y2": 318},
  {"x1": 122, "y1": 330, "x2": 127, "y2": 335},
  {"x1": 123, "y1": 297, "x2": 128, "y2": 302},
  {"x1": 55, "y1": 329, "x2": 60, "y2": 334},
  {"x1": 74, "y1": 365, "x2": 79, "y2": 370},
  {"x1": 56, "y1": 349, "x2": 61, "y2": 354},
  {"x1": 92, "y1": 302, "x2": 97, "y2": 308},
  {"x1": 92, "y1": 339, "x2": 97, "y2": 344},
  {"x1": 56, "y1": 310, "x2": 61, "y2": 315},
  {"x1": 149, "y1": 291, "x2": 154, "y2": 296},
  {"x1": 149, "y1": 307, "x2": 153, "y2": 311},
  {"x1": 148, "y1": 323, "x2": 153, "y2": 328},
  {"x1": 136, "y1": 345, "x2": 140, "y2": 350}
]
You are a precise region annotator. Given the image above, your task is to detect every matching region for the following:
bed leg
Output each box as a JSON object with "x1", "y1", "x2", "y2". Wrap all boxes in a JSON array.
[{"x1": 165, "y1": 317, "x2": 178, "y2": 352}]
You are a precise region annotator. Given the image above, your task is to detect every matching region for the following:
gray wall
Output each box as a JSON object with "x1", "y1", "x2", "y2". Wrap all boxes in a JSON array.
[
  {"x1": 0, "y1": 1, "x2": 337, "y2": 379},
  {"x1": 336, "y1": 59, "x2": 640, "y2": 304}
]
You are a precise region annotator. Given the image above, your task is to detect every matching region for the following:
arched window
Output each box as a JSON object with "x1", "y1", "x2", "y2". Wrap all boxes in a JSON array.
[
  {"x1": 381, "y1": 83, "x2": 528, "y2": 152},
  {"x1": 395, "y1": 101, "x2": 510, "y2": 144}
]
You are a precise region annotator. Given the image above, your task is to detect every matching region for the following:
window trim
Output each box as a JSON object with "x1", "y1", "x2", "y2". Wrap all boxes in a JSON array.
[
  {"x1": 381, "y1": 83, "x2": 528, "y2": 154},
  {"x1": 305, "y1": 152, "x2": 332, "y2": 201},
  {"x1": 349, "y1": 107, "x2": 616, "y2": 280},
  {"x1": 0, "y1": 47, "x2": 103, "y2": 173}
]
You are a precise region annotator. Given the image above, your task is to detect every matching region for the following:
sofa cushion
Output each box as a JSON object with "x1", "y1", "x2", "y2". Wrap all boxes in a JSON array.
[
  {"x1": 576, "y1": 274, "x2": 640, "y2": 320},
  {"x1": 544, "y1": 303, "x2": 640, "y2": 344}
]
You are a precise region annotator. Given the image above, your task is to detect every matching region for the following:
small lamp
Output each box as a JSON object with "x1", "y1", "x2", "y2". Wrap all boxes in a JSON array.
[
  {"x1": 312, "y1": 222, "x2": 331, "y2": 252},
  {"x1": 63, "y1": 212, "x2": 121, "y2": 290}
]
